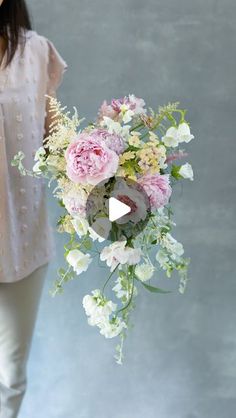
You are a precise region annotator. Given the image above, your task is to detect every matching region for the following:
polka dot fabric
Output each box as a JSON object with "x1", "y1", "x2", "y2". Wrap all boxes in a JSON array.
[{"x1": 0, "y1": 30, "x2": 68, "y2": 282}]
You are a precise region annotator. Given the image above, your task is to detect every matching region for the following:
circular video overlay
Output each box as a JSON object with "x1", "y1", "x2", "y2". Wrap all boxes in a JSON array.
[{"x1": 85, "y1": 177, "x2": 151, "y2": 242}]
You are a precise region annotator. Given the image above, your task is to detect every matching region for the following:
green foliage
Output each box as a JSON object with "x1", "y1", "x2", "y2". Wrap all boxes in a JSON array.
[{"x1": 139, "y1": 281, "x2": 171, "y2": 294}]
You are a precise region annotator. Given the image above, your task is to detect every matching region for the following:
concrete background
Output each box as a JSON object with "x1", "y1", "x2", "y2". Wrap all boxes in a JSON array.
[{"x1": 19, "y1": 1, "x2": 236, "y2": 417}]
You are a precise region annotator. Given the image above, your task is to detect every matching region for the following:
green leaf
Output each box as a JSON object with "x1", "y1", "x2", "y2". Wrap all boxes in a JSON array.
[
  {"x1": 171, "y1": 164, "x2": 182, "y2": 180},
  {"x1": 83, "y1": 239, "x2": 92, "y2": 250},
  {"x1": 140, "y1": 281, "x2": 171, "y2": 294}
]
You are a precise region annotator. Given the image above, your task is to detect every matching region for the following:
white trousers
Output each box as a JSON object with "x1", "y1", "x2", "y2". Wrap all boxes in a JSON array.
[{"x1": 0, "y1": 264, "x2": 48, "y2": 418}]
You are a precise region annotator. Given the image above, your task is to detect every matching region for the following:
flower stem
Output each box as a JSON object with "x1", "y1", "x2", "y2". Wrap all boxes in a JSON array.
[{"x1": 102, "y1": 264, "x2": 120, "y2": 296}]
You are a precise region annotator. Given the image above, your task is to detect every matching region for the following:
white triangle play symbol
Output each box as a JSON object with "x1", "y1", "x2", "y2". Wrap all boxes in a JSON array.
[{"x1": 108, "y1": 197, "x2": 131, "y2": 222}]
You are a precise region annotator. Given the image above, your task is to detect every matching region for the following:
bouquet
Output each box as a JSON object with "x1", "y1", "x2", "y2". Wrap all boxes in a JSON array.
[{"x1": 12, "y1": 94, "x2": 194, "y2": 364}]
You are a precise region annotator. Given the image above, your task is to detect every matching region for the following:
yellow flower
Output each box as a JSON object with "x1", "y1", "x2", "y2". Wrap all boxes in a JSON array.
[
  {"x1": 119, "y1": 151, "x2": 136, "y2": 165},
  {"x1": 149, "y1": 131, "x2": 159, "y2": 143},
  {"x1": 128, "y1": 135, "x2": 140, "y2": 147},
  {"x1": 57, "y1": 214, "x2": 75, "y2": 234}
]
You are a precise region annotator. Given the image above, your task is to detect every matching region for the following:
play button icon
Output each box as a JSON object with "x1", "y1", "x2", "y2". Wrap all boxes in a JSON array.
[
  {"x1": 85, "y1": 176, "x2": 150, "y2": 242},
  {"x1": 108, "y1": 197, "x2": 131, "y2": 222}
]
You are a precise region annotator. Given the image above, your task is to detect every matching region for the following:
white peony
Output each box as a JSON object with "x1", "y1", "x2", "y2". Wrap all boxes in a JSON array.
[
  {"x1": 162, "y1": 123, "x2": 194, "y2": 148},
  {"x1": 135, "y1": 262, "x2": 154, "y2": 282},
  {"x1": 179, "y1": 163, "x2": 194, "y2": 181},
  {"x1": 71, "y1": 216, "x2": 89, "y2": 238},
  {"x1": 66, "y1": 249, "x2": 91, "y2": 275}
]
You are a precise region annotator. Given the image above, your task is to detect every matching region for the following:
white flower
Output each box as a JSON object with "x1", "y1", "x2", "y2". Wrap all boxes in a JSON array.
[
  {"x1": 32, "y1": 161, "x2": 43, "y2": 173},
  {"x1": 82, "y1": 294, "x2": 98, "y2": 318},
  {"x1": 66, "y1": 249, "x2": 91, "y2": 275},
  {"x1": 120, "y1": 106, "x2": 134, "y2": 123},
  {"x1": 177, "y1": 123, "x2": 194, "y2": 144},
  {"x1": 128, "y1": 94, "x2": 147, "y2": 115},
  {"x1": 82, "y1": 290, "x2": 118, "y2": 330},
  {"x1": 135, "y1": 262, "x2": 154, "y2": 282},
  {"x1": 99, "y1": 317, "x2": 127, "y2": 339},
  {"x1": 162, "y1": 233, "x2": 184, "y2": 259},
  {"x1": 156, "y1": 249, "x2": 169, "y2": 269},
  {"x1": 162, "y1": 123, "x2": 194, "y2": 148},
  {"x1": 62, "y1": 187, "x2": 88, "y2": 217},
  {"x1": 87, "y1": 300, "x2": 116, "y2": 326},
  {"x1": 112, "y1": 276, "x2": 138, "y2": 300},
  {"x1": 101, "y1": 116, "x2": 130, "y2": 140},
  {"x1": 83, "y1": 290, "x2": 116, "y2": 317},
  {"x1": 162, "y1": 126, "x2": 179, "y2": 148},
  {"x1": 100, "y1": 240, "x2": 142, "y2": 272},
  {"x1": 179, "y1": 163, "x2": 194, "y2": 181},
  {"x1": 34, "y1": 146, "x2": 46, "y2": 161},
  {"x1": 71, "y1": 216, "x2": 89, "y2": 238},
  {"x1": 88, "y1": 218, "x2": 111, "y2": 242}
]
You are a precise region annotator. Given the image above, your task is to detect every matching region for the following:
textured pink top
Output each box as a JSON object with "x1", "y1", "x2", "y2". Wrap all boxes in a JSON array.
[{"x1": 0, "y1": 29, "x2": 68, "y2": 282}]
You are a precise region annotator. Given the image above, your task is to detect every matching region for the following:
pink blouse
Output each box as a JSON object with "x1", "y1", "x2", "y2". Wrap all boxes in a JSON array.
[{"x1": 0, "y1": 30, "x2": 68, "y2": 282}]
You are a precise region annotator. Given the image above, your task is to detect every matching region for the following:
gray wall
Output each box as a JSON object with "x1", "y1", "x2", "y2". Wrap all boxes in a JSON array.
[{"x1": 19, "y1": 1, "x2": 236, "y2": 417}]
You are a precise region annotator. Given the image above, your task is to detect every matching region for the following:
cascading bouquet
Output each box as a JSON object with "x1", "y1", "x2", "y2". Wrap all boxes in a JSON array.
[{"x1": 12, "y1": 94, "x2": 194, "y2": 364}]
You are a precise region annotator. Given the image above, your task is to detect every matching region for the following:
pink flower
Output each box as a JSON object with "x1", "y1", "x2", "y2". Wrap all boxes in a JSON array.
[
  {"x1": 65, "y1": 132, "x2": 119, "y2": 185},
  {"x1": 111, "y1": 95, "x2": 146, "y2": 115},
  {"x1": 110, "y1": 98, "x2": 126, "y2": 112},
  {"x1": 97, "y1": 95, "x2": 146, "y2": 122},
  {"x1": 90, "y1": 128, "x2": 125, "y2": 155},
  {"x1": 97, "y1": 100, "x2": 119, "y2": 122},
  {"x1": 166, "y1": 150, "x2": 188, "y2": 164},
  {"x1": 138, "y1": 174, "x2": 172, "y2": 210}
]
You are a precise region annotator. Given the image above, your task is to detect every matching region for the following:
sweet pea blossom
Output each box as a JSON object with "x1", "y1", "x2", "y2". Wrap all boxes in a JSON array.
[
  {"x1": 100, "y1": 241, "x2": 142, "y2": 272},
  {"x1": 98, "y1": 95, "x2": 146, "y2": 124},
  {"x1": 138, "y1": 174, "x2": 172, "y2": 210},
  {"x1": 83, "y1": 290, "x2": 116, "y2": 326},
  {"x1": 97, "y1": 100, "x2": 119, "y2": 122},
  {"x1": 83, "y1": 290, "x2": 126, "y2": 338},
  {"x1": 65, "y1": 132, "x2": 119, "y2": 185},
  {"x1": 162, "y1": 123, "x2": 194, "y2": 148},
  {"x1": 179, "y1": 163, "x2": 194, "y2": 181},
  {"x1": 66, "y1": 249, "x2": 91, "y2": 275},
  {"x1": 162, "y1": 233, "x2": 184, "y2": 259},
  {"x1": 99, "y1": 317, "x2": 127, "y2": 339}
]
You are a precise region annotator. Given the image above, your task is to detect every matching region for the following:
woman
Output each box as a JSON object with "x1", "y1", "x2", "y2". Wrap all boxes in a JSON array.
[{"x1": 0, "y1": 1, "x2": 67, "y2": 416}]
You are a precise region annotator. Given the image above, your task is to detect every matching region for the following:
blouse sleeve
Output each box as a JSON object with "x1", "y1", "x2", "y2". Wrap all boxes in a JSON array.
[{"x1": 46, "y1": 39, "x2": 68, "y2": 95}]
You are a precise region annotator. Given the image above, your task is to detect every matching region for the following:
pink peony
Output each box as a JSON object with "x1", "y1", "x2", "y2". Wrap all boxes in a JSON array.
[
  {"x1": 65, "y1": 132, "x2": 119, "y2": 185},
  {"x1": 90, "y1": 128, "x2": 125, "y2": 155},
  {"x1": 138, "y1": 174, "x2": 172, "y2": 210}
]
